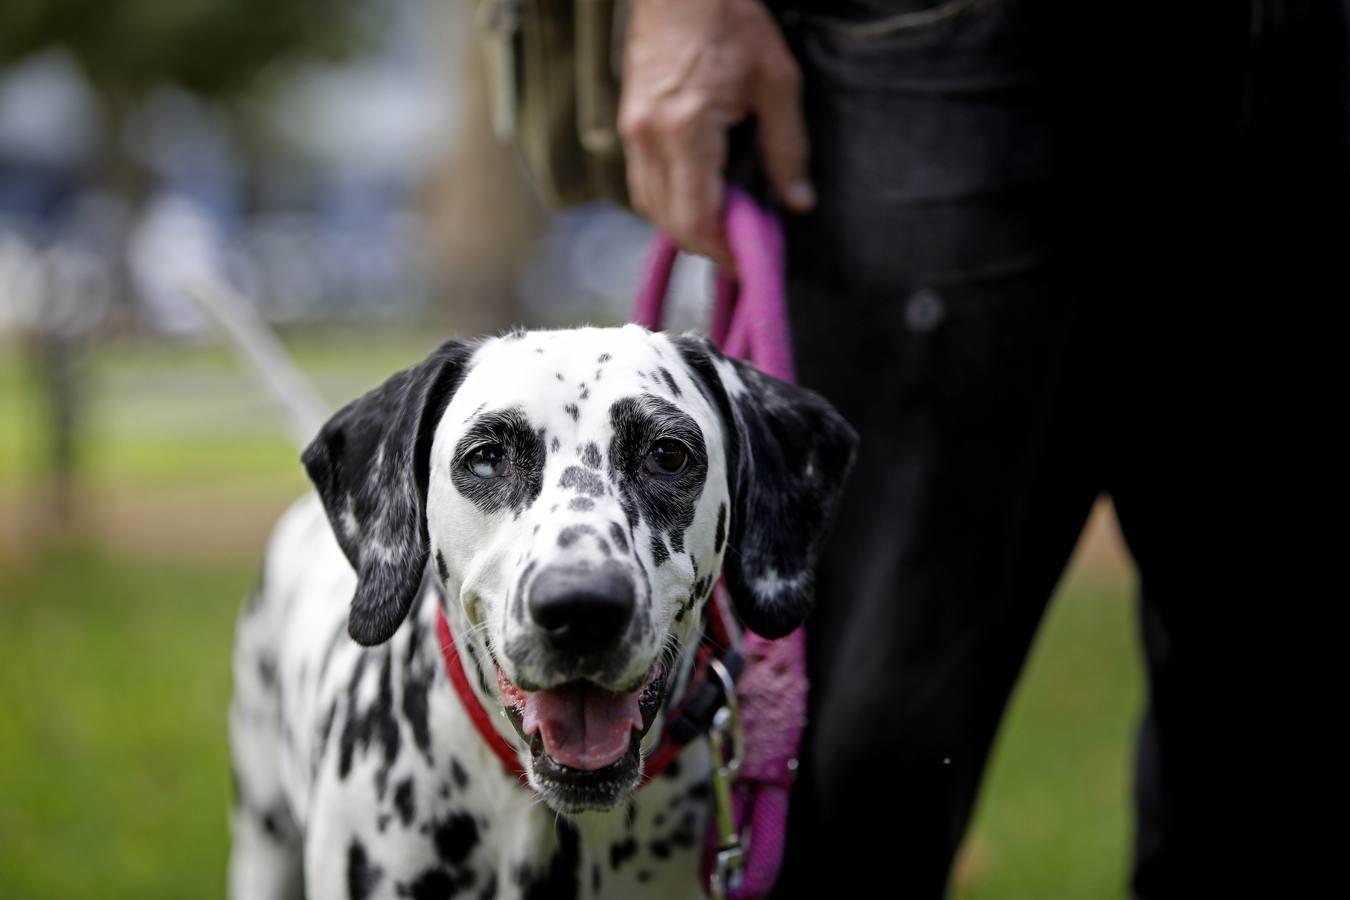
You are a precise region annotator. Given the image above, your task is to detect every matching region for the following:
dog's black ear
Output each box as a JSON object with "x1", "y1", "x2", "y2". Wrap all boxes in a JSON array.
[
  {"x1": 673, "y1": 334, "x2": 858, "y2": 638},
  {"x1": 302, "y1": 339, "x2": 476, "y2": 646}
]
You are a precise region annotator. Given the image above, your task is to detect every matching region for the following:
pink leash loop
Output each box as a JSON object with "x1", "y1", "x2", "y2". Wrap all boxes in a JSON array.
[
  {"x1": 634, "y1": 189, "x2": 806, "y2": 900},
  {"x1": 633, "y1": 192, "x2": 793, "y2": 381}
]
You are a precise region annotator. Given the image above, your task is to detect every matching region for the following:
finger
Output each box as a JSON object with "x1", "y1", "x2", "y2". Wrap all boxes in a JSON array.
[
  {"x1": 668, "y1": 155, "x2": 733, "y2": 270},
  {"x1": 753, "y1": 57, "x2": 814, "y2": 212},
  {"x1": 624, "y1": 136, "x2": 657, "y2": 220}
]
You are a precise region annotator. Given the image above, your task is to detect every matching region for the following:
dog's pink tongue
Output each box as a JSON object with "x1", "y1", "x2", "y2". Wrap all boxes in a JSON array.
[{"x1": 521, "y1": 683, "x2": 643, "y2": 770}]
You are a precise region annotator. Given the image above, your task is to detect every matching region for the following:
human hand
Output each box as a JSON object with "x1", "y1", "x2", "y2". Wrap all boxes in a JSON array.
[{"x1": 619, "y1": 0, "x2": 814, "y2": 269}]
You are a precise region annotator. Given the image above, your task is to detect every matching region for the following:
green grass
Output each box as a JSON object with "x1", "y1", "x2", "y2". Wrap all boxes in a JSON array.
[
  {"x1": 0, "y1": 548, "x2": 249, "y2": 900},
  {"x1": 954, "y1": 567, "x2": 1143, "y2": 899}
]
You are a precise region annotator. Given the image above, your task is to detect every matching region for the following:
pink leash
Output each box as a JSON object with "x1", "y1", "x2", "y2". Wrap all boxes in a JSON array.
[{"x1": 634, "y1": 189, "x2": 806, "y2": 900}]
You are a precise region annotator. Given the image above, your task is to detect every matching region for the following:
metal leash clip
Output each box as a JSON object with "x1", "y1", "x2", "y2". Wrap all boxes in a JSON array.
[{"x1": 706, "y1": 656, "x2": 744, "y2": 900}]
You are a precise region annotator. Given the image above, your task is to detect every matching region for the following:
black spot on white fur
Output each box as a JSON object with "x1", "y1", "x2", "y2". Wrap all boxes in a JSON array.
[
  {"x1": 432, "y1": 813, "x2": 479, "y2": 866},
  {"x1": 558, "y1": 465, "x2": 604, "y2": 497},
  {"x1": 348, "y1": 838, "x2": 383, "y2": 899},
  {"x1": 658, "y1": 367, "x2": 681, "y2": 397},
  {"x1": 650, "y1": 532, "x2": 670, "y2": 567},
  {"x1": 581, "y1": 443, "x2": 602, "y2": 469},
  {"x1": 609, "y1": 522, "x2": 629, "y2": 554},
  {"x1": 260, "y1": 807, "x2": 286, "y2": 840},
  {"x1": 393, "y1": 777, "x2": 416, "y2": 827},
  {"x1": 404, "y1": 867, "x2": 473, "y2": 899},
  {"x1": 519, "y1": 819, "x2": 578, "y2": 900},
  {"x1": 337, "y1": 648, "x2": 401, "y2": 782},
  {"x1": 609, "y1": 837, "x2": 637, "y2": 870},
  {"x1": 401, "y1": 594, "x2": 435, "y2": 765},
  {"x1": 557, "y1": 524, "x2": 597, "y2": 549},
  {"x1": 257, "y1": 655, "x2": 277, "y2": 689}
]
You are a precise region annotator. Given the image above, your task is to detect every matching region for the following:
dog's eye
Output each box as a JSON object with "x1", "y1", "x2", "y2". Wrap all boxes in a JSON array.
[
  {"x1": 466, "y1": 444, "x2": 509, "y2": 478},
  {"x1": 643, "y1": 439, "x2": 688, "y2": 476}
]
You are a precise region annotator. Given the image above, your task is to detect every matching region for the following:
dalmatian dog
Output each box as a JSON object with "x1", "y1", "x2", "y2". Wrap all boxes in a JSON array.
[{"x1": 229, "y1": 325, "x2": 856, "y2": 899}]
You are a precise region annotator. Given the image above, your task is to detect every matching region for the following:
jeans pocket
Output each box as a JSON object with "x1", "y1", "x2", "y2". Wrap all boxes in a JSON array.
[
  {"x1": 790, "y1": 0, "x2": 1060, "y2": 221},
  {"x1": 790, "y1": 0, "x2": 1046, "y2": 91},
  {"x1": 796, "y1": 0, "x2": 989, "y2": 46}
]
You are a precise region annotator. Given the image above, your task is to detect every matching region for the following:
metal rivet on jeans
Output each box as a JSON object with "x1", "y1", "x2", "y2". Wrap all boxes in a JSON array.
[{"x1": 905, "y1": 287, "x2": 945, "y2": 333}]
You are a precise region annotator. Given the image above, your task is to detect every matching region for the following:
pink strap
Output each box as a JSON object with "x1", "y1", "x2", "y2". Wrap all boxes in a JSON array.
[
  {"x1": 633, "y1": 190, "x2": 794, "y2": 381},
  {"x1": 634, "y1": 188, "x2": 805, "y2": 900}
]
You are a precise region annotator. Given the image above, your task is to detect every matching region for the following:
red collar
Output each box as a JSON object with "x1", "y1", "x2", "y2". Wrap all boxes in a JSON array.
[{"x1": 434, "y1": 606, "x2": 726, "y2": 789}]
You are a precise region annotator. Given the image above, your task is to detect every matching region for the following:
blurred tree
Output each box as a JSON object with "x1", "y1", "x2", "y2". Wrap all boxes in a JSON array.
[
  {"x1": 1, "y1": 0, "x2": 368, "y2": 205},
  {"x1": 423, "y1": 9, "x2": 542, "y2": 335},
  {"x1": 0, "y1": 0, "x2": 364, "y2": 98}
]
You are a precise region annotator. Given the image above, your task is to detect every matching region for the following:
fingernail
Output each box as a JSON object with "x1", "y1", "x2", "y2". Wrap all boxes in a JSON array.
[{"x1": 786, "y1": 180, "x2": 816, "y2": 211}]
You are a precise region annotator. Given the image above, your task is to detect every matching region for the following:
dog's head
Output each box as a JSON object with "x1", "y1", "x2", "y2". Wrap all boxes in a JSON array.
[{"x1": 303, "y1": 325, "x2": 856, "y2": 813}]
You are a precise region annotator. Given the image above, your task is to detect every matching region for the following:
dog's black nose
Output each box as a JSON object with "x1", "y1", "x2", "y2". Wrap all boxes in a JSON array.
[{"x1": 528, "y1": 563, "x2": 635, "y2": 656}]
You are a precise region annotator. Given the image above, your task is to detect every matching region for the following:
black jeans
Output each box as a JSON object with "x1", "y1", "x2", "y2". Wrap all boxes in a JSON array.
[{"x1": 768, "y1": 1, "x2": 1348, "y2": 896}]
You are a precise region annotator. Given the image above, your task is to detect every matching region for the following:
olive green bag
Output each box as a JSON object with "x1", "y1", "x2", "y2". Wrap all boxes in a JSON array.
[{"x1": 478, "y1": 0, "x2": 631, "y2": 209}]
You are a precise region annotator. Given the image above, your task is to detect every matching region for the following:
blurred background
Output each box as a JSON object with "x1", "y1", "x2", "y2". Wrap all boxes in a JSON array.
[{"x1": 0, "y1": 1, "x2": 1139, "y2": 897}]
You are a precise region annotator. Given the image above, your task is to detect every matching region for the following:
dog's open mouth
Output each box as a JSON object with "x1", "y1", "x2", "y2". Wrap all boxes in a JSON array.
[{"x1": 496, "y1": 664, "x2": 667, "y2": 805}]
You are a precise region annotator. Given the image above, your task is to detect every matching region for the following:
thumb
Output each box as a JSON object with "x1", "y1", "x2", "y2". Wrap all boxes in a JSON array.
[{"x1": 753, "y1": 61, "x2": 814, "y2": 213}]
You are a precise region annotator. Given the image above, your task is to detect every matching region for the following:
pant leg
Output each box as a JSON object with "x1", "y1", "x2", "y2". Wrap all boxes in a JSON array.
[
  {"x1": 769, "y1": 5, "x2": 1117, "y2": 894},
  {"x1": 1108, "y1": 3, "x2": 1350, "y2": 895}
]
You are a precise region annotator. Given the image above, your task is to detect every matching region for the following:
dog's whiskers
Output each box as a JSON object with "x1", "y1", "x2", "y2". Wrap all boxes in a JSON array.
[
  {"x1": 659, "y1": 630, "x2": 687, "y2": 673},
  {"x1": 461, "y1": 620, "x2": 494, "y2": 643}
]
